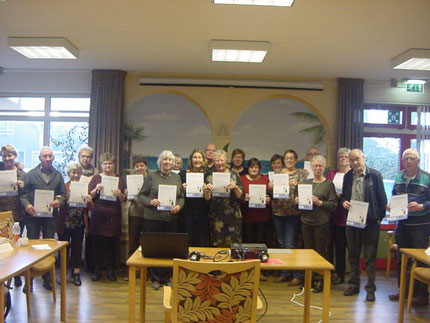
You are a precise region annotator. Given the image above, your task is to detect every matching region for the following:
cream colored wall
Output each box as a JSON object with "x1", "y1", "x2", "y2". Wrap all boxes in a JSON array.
[{"x1": 125, "y1": 73, "x2": 339, "y2": 166}]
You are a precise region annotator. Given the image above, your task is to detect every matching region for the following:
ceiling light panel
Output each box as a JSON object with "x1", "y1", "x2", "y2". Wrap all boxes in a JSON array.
[
  {"x1": 211, "y1": 40, "x2": 269, "y2": 63},
  {"x1": 8, "y1": 37, "x2": 79, "y2": 59},
  {"x1": 392, "y1": 48, "x2": 430, "y2": 71},
  {"x1": 213, "y1": 0, "x2": 295, "y2": 7}
]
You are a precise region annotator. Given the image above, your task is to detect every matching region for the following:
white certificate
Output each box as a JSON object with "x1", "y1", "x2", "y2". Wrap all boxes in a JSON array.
[
  {"x1": 273, "y1": 173, "x2": 289, "y2": 199},
  {"x1": 186, "y1": 173, "x2": 204, "y2": 198},
  {"x1": 0, "y1": 170, "x2": 18, "y2": 196},
  {"x1": 34, "y1": 189, "x2": 54, "y2": 217},
  {"x1": 127, "y1": 174, "x2": 144, "y2": 200},
  {"x1": 212, "y1": 172, "x2": 231, "y2": 197},
  {"x1": 298, "y1": 184, "x2": 313, "y2": 210},
  {"x1": 332, "y1": 172, "x2": 345, "y2": 194},
  {"x1": 268, "y1": 171, "x2": 274, "y2": 182},
  {"x1": 347, "y1": 200, "x2": 369, "y2": 228},
  {"x1": 249, "y1": 184, "x2": 266, "y2": 208},
  {"x1": 100, "y1": 176, "x2": 119, "y2": 201},
  {"x1": 389, "y1": 194, "x2": 408, "y2": 221},
  {"x1": 157, "y1": 184, "x2": 177, "y2": 211},
  {"x1": 304, "y1": 161, "x2": 314, "y2": 179},
  {"x1": 69, "y1": 181, "x2": 88, "y2": 208}
]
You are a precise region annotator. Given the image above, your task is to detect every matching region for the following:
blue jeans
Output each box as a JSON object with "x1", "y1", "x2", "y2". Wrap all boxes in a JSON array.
[{"x1": 272, "y1": 215, "x2": 303, "y2": 279}]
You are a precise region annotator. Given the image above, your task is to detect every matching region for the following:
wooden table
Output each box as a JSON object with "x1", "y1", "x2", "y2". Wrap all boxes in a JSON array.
[
  {"x1": 398, "y1": 248, "x2": 430, "y2": 323},
  {"x1": 0, "y1": 239, "x2": 68, "y2": 323},
  {"x1": 127, "y1": 248, "x2": 334, "y2": 323}
]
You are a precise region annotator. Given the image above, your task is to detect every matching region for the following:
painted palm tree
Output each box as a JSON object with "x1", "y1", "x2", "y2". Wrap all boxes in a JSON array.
[
  {"x1": 289, "y1": 112, "x2": 325, "y2": 145},
  {"x1": 124, "y1": 123, "x2": 145, "y2": 168}
]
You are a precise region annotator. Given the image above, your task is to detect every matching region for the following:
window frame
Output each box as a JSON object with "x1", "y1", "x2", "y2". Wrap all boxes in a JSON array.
[{"x1": 363, "y1": 104, "x2": 406, "y2": 129}]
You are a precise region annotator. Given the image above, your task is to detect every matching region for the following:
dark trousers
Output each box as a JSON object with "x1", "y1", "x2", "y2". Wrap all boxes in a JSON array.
[
  {"x1": 346, "y1": 222, "x2": 380, "y2": 292},
  {"x1": 395, "y1": 223, "x2": 430, "y2": 297},
  {"x1": 243, "y1": 222, "x2": 270, "y2": 244},
  {"x1": 58, "y1": 227, "x2": 84, "y2": 271},
  {"x1": 331, "y1": 225, "x2": 347, "y2": 279},
  {"x1": 179, "y1": 213, "x2": 209, "y2": 247},
  {"x1": 144, "y1": 218, "x2": 179, "y2": 283},
  {"x1": 128, "y1": 216, "x2": 144, "y2": 257},
  {"x1": 92, "y1": 235, "x2": 117, "y2": 271}
]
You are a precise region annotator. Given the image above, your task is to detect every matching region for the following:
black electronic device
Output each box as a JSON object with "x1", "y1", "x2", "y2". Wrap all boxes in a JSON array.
[
  {"x1": 230, "y1": 243, "x2": 269, "y2": 262},
  {"x1": 140, "y1": 232, "x2": 189, "y2": 259}
]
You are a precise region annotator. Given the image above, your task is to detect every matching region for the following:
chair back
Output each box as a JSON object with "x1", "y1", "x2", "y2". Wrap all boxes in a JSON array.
[
  {"x1": 171, "y1": 259, "x2": 260, "y2": 323},
  {"x1": 0, "y1": 211, "x2": 13, "y2": 240}
]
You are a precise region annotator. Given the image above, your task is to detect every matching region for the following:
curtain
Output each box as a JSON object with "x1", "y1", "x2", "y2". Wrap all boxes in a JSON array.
[
  {"x1": 337, "y1": 78, "x2": 364, "y2": 150},
  {"x1": 88, "y1": 70, "x2": 127, "y2": 174},
  {"x1": 416, "y1": 105, "x2": 430, "y2": 172}
]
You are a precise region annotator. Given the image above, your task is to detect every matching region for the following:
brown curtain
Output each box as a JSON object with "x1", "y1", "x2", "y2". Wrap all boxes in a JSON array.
[
  {"x1": 88, "y1": 70, "x2": 126, "y2": 174},
  {"x1": 337, "y1": 78, "x2": 364, "y2": 150}
]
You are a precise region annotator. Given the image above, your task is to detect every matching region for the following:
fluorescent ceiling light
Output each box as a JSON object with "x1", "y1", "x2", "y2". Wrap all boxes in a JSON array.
[
  {"x1": 392, "y1": 48, "x2": 430, "y2": 71},
  {"x1": 405, "y1": 79, "x2": 426, "y2": 85},
  {"x1": 213, "y1": 0, "x2": 294, "y2": 7},
  {"x1": 211, "y1": 40, "x2": 269, "y2": 63},
  {"x1": 8, "y1": 37, "x2": 79, "y2": 59}
]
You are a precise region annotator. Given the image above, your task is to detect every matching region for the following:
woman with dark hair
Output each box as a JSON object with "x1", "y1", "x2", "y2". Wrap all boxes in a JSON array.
[
  {"x1": 271, "y1": 149, "x2": 308, "y2": 285},
  {"x1": 230, "y1": 148, "x2": 247, "y2": 176},
  {"x1": 179, "y1": 148, "x2": 210, "y2": 246},
  {"x1": 88, "y1": 153, "x2": 126, "y2": 282},
  {"x1": 240, "y1": 158, "x2": 271, "y2": 244}
]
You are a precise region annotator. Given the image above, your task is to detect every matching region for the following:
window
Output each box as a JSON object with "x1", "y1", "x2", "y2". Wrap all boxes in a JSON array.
[{"x1": 0, "y1": 95, "x2": 90, "y2": 176}]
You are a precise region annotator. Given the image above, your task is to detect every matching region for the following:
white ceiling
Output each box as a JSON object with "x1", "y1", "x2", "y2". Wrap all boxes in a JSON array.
[{"x1": 1, "y1": 0, "x2": 430, "y2": 81}]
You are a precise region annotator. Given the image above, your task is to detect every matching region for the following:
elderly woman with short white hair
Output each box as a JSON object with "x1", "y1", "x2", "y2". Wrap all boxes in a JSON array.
[
  {"x1": 204, "y1": 150, "x2": 245, "y2": 247},
  {"x1": 77, "y1": 145, "x2": 98, "y2": 181},
  {"x1": 138, "y1": 150, "x2": 185, "y2": 290}
]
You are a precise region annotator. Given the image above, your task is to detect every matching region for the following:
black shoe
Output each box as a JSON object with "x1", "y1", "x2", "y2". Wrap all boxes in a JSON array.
[
  {"x1": 23, "y1": 280, "x2": 33, "y2": 294},
  {"x1": 92, "y1": 271, "x2": 101, "y2": 282},
  {"x1": 107, "y1": 268, "x2": 117, "y2": 282},
  {"x1": 313, "y1": 281, "x2": 323, "y2": 293},
  {"x1": 343, "y1": 287, "x2": 360, "y2": 296},
  {"x1": 73, "y1": 274, "x2": 82, "y2": 286},
  {"x1": 366, "y1": 291, "x2": 375, "y2": 302},
  {"x1": 332, "y1": 277, "x2": 345, "y2": 285},
  {"x1": 14, "y1": 276, "x2": 22, "y2": 287},
  {"x1": 43, "y1": 280, "x2": 53, "y2": 291}
]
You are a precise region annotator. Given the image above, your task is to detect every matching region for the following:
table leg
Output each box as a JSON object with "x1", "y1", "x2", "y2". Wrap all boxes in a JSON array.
[
  {"x1": 322, "y1": 270, "x2": 331, "y2": 323},
  {"x1": 398, "y1": 253, "x2": 408, "y2": 323},
  {"x1": 139, "y1": 268, "x2": 147, "y2": 323},
  {"x1": 303, "y1": 269, "x2": 312, "y2": 323},
  {"x1": 0, "y1": 282, "x2": 4, "y2": 323},
  {"x1": 60, "y1": 247, "x2": 67, "y2": 321},
  {"x1": 25, "y1": 269, "x2": 31, "y2": 315},
  {"x1": 129, "y1": 266, "x2": 136, "y2": 323}
]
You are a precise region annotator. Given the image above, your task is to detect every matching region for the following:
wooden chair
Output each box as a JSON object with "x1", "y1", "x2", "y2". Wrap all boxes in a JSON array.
[
  {"x1": 163, "y1": 259, "x2": 262, "y2": 323},
  {"x1": 0, "y1": 211, "x2": 14, "y2": 240},
  {"x1": 407, "y1": 262, "x2": 430, "y2": 312},
  {"x1": 386, "y1": 230, "x2": 396, "y2": 278}
]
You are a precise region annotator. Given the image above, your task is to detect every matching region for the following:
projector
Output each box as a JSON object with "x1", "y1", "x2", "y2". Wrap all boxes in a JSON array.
[{"x1": 231, "y1": 243, "x2": 269, "y2": 262}]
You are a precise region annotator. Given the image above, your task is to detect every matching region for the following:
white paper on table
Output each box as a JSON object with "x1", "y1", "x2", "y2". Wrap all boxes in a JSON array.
[
  {"x1": 298, "y1": 184, "x2": 313, "y2": 210},
  {"x1": 249, "y1": 184, "x2": 266, "y2": 208},
  {"x1": 34, "y1": 189, "x2": 54, "y2": 217},
  {"x1": 273, "y1": 173, "x2": 289, "y2": 199},
  {"x1": 32, "y1": 244, "x2": 52, "y2": 250},
  {"x1": 268, "y1": 248, "x2": 293, "y2": 254},
  {"x1": 268, "y1": 171, "x2": 274, "y2": 182},
  {"x1": 332, "y1": 172, "x2": 345, "y2": 194},
  {"x1": 304, "y1": 161, "x2": 314, "y2": 179},
  {"x1": 0, "y1": 243, "x2": 13, "y2": 254},
  {"x1": 186, "y1": 173, "x2": 204, "y2": 198},
  {"x1": 212, "y1": 172, "x2": 231, "y2": 197},
  {"x1": 389, "y1": 194, "x2": 408, "y2": 221},
  {"x1": 347, "y1": 200, "x2": 369, "y2": 228},
  {"x1": 157, "y1": 185, "x2": 177, "y2": 211},
  {"x1": 126, "y1": 174, "x2": 144, "y2": 200},
  {"x1": 0, "y1": 169, "x2": 18, "y2": 197},
  {"x1": 100, "y1": 176, "x2": 119, "y2": 201},
  {"x1": 69, "y1": 181, "x2": 88, "y2": 207}
]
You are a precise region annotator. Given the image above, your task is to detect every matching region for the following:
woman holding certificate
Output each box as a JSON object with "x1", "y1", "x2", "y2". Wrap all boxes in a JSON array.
[
  {"x1": 88, "y1": 153, "x2": 126, "y2": 282},
  {"x1": 0, "y1": 144, "x2": 26, "y2": 287},
  {"x1": 271, "y1": 149, "x2": 307, "y2": 285},
  {"x1": 297, "y1": 155, "x2": 336, "y2": 293},
  {"x1": 326, "y1": 147, "x2": 351, "y2": 285},
  {"x1": 240, "y1": 158, "x2": 271, "y2": 244},
  {"x1": 138, "y1": 150, "x2": 184, "y2": 290},
  {"x1": 179, "y1": 148, "x2": 209, "y2": 246},
  {"x1": 204, "y1": 150, "x2": 245, "y2": 247}
]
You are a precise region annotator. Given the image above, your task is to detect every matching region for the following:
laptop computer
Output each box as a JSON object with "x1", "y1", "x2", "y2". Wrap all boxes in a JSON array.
[{"x1": 140, "y1": 232, "x2": 189, "y2": 259}]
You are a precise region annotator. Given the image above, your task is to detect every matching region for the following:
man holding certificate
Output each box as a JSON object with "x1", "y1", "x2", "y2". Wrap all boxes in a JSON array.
[
  {"x1": 20, "y1": 146, "x2": 66, "y2": 291},
  {"x1": 388, "y1": 148, "x2": 430, "y2": 306},
  {"x1": 340, "y1": 149, "x2": 387, "y2": 302}
]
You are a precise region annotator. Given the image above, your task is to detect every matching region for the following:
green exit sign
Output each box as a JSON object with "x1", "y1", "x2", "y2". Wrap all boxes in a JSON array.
[{"x1": 406, "y1": 83, "x2": 424, "y2": 93}]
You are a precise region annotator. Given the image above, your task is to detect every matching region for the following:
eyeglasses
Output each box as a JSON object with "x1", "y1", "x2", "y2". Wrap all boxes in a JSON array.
[
  {"x1": 102, "y1": 162, "x2": 114, "y2": 166},
  {"x1": 402, "y1": 157, "x2": 418, "y2": 162}
]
